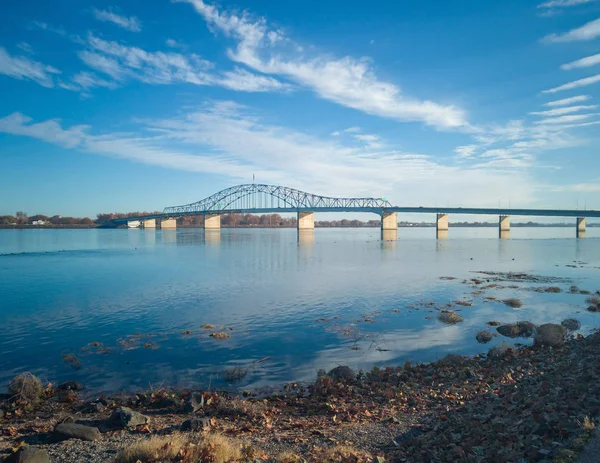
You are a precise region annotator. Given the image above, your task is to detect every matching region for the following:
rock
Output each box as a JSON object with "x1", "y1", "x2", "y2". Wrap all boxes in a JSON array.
[
  {"x1": 181, "y1": 417, "x2": 211, "y2": 431},
  {"x1": 57, "y1": 381, "x2": 83, "y2": 391},
  {"x1": 534, "y1": 324, "x2": 565, "y2": 347},
  {"x1": 438, "y1": 311, "x2": 464, "y2": 325},
  {"x1": 326, "y1": 366, "x2": 356, "y2": 383},
  {"x1": 3, "y1": 447, "x2": 50, "y2": 463},
  {"x1": 439, "y1": 354, "x2": 465, "y2": 365},
  {"x1": 496, "y1": 321, "x2": 536, "y2": 338},
  {"x1": 488, "y1": 342, "x2": 515, "y2": 358},
  {"x1": 82, "y1": 401, "x2": 106, "y2": 413},
  {"x1": 476, "y1": 331, "x2": 493, "y2": 344},
  {"x1": 561, "y1": 318, "x2": 581, "y2": 332},
  {"x1": 52, "y1": 422, "x2": 101, "y2": 441},
  {"x1": 110, "y1": 407, "x2": 149, "y2": 428}
]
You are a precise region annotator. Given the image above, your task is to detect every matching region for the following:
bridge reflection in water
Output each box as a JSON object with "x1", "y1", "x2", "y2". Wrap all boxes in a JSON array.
[{"x1": 114, "y1": 184, "x2": 600, "y2": 240}]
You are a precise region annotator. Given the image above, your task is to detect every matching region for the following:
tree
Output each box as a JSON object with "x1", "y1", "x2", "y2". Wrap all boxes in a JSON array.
[
  {"x1": 16, "y1": 211, "x2": 27, "y2": 224},
  {"x1": 80, "y1": 217, "x2": 94, "y2": 225}
]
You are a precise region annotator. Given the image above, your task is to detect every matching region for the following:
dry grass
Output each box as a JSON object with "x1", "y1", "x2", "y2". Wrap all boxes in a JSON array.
[
  {"x1": 581, "y1": 415, "x2": 596, "y2": 430},
  {"x1": 314, "y1": 445, "x2": 369, "y2": 462},
  {"x1": 503, "y1": 298, "x2": 523, "y2": 308},
  {"x1": 116, "y1": 432, "x2": 242, "y2": 463},
  {"x1": 276, "y1": 451, "x2": 303, "y2": 463},
  {"x1": 8, "y1": 373, "x2": 43, "y2": 403},
  {"x1": 215, "y1": 398, "x2": 268, "y2": 421}
]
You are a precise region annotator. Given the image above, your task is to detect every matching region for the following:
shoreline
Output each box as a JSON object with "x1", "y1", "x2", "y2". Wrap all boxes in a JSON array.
[{"x1": 2, "y1": 330, "x2": 599, "y2": 462}]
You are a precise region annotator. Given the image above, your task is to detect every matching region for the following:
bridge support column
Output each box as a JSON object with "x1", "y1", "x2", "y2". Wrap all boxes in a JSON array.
[
  {"x1": 127, "y1": 220, "x2": 140, "y2": 229},
  {"x1": 436, "y1": 213, "x2": 448, "y2": 239},
  {"x1": 204, "y1": 214, "x2": 221, "y2": 230},
  {"x1": 297, "y1": 212, "x2": 314, "y2": 230},
  {"x1": 381, "y1": 212, "x2": 398, "y2": 231},
  {"x1": 161, "y1": 218, "x2": 177, "y2": 229},
  {"x1": 142, "y1": 219, "x2": 156, "y2": 229},
  {"x1": 499, "y1": 215, "x2": 510, "y2": 239},
  {"x1": 577, "y1": 217, "x2": 586, "y2": 238}
]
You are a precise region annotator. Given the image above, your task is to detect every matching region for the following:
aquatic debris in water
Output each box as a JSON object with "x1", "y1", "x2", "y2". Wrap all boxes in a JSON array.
[
  {"x1": 545, "y1": 286, "x2": 562, "y2": 293},
  {"x1": 476, "y1": 331, "x2": 493, "y2": 344},
  {"x1": 586, "y1": 296, "x2": 600, "y2": 306},
  {"x1": 315, "y1": 318, "x2": 331, "y2": 322},
  {"x1": 455, "y1": 300, "x2": 473, "y2": 306},
  {"x1": 561, "y1": 318, "x2": 581, "y2": 332},
  {"x1": 61, "y1": 353, "x2": 82, "y2": 370},
  {"x1": 201, "y1": 324, "x2": 215, "y2": 330},
  {"x1": 438, "y1": 310, "x2": 464, "y2": 325},
  {"x1": 439, "y1": 276, "x2": 457, "y2": 281},
  {"x1": 487, "y1": 320, "x2": 501, "y2": 326},
  {"x1": 223, "y1": 366, "x2": 248, "y2": 383},
  {"x1": 181, "y1": 330, "x2": 193, "y2": 335},
  {"x1": 503, "y1": 298, "x2": 523, "y2": 308},
  {"x1": 210, "y1": 332, "x2": 231, "y2": 340},
  {"x1": 569, "y1": 285, "x2": 580, "y2": 293}
]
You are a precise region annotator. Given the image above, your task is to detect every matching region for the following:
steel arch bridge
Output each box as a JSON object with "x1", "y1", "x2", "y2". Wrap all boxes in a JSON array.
[{"x1": 163, "y1": 184, "x2": 392, "y2": 215}]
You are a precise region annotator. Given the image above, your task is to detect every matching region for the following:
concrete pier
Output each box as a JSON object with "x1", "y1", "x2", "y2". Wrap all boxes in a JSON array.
[
  {"x1": 499, "y1": 215, "x2": 510, "y2": 239},
  {"x1": 142, "y1": 219, "x2": 156, "y2": 229},
  {"x1": 436, "y1": 213, "x2": 448, "y2": 239},
  {"x1": 577, "y1": 217, "x2": 586, "y2": 238},
  {"x1": 161, "y1": 218, "x2": 176, "y2": 229},
  {"x1": 297, "y1": 212, "x2": 315, "y2": 230},
  {"x1": 204, "y1": 213, "x2": 221, "y2": 230},
  {"x1": 381, "y1": 212, "x2": 398, "y2": 230},
  {"x1": 381, "y1": 229, "x2": 397, "y2": 241}
]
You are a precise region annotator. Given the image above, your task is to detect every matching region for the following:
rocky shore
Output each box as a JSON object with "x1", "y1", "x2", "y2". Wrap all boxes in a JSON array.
[{"x1": 2, "y1": 327, "x2": 600, "y2": 463}]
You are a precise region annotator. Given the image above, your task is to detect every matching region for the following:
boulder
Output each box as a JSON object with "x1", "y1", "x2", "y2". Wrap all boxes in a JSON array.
[
  {"x1": 476, "y1": 331, "x2": 493, "y2": 344},
  {"x1": 561, "y1": 318, "x2": 581, "y2": 332},
  {"x1": 57, "y1": 381, "x2": 83, "y2": 392},
  {"x1": 326, "y1": 366, "x2": 356, "y2": 383},
  {"x1": 2, "y1": 447, "x2": 50, "y2": 463},
  {"x1": 110, "y1": 407, "x2": 149, "y2": 428},
  {"x1": 52, "y1": 422, "x2": 101, "y2": 441},
  {"x1": 181, "y1": 417, "x2": 211, "y2": 431},
  {"x1": 534, "y1": 323, "x2": 565, "y2": 347},
  {"x1": 496, "y1": 321, "x2": 536, "y2": 339}
]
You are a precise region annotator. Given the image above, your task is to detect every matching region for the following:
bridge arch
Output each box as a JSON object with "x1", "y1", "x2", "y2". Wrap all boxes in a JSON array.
[{"x1": 163, "y1": 184, "x2": 392, "y2": 214}]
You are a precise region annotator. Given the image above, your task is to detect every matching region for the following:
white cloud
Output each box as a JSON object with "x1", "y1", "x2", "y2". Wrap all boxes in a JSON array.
[
  {"x1": 175, "y1": 0, "x2": 468, "y2": 130},
  {"x1": 533, "y1": 113, "x2": 599, "y2": 124},
  {"x1": 16, "y1": 42, "x2": 34, "y2": 54},
  {"x1": 543, "y1": 17, "x2": 600, "y2": 43},
  {"x1": 544, "y1": 95, "x2": 590, "y2": 106},
  {"x1": 0, "y1": 47, "x2": 60, "y2": 88},
  {"x1": 530, "y1": 104, "x2": 598, "y2": 116},
  {"x1": 60, "y1": 71, "x2": 118, "y2": 92},
  {"x1": 454, "y1": 145, "x2": 478, "y2": 158},
  {"x1": 75, "y1": 33, "x2": 289, "y2": 93},
  {"x1": 92, "y1": 8, "x2": 142, "y2": 32},
  {"x1": 542, "y1": 73, "x2": 600, "y2": 93},
  {"x1": 538, "y1": 0, "x2": 599, "y2": 7},
  {"x1": 0, "y1": 103, "x2": 537, "y2": 207},
  {"x1": 165, "y1": 39, "x2": 185, "y2": 49},
  {"x1": 561, "y1": 53, "x2": 600, "y2": 70},
  {"x1": 31, "y1": 21, "x2": 66, "y2": 36}
]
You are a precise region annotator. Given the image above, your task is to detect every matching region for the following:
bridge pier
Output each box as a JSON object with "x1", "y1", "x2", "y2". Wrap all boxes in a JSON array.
[
  {"x1": 436, "y1": 213, "x2": 449, "y2": 239},
  {"x1": 499, "y1": 215, "x2": 510, "y2": 239},
  {"x1": 204, "y1": 213, "x2": 221, "y2": 230},
  {"x1": 577, "y1": 217, "x2": 586, "y2": 238},
  {"x1": 161, "y1": 218, "x2": 177, "y2": 229},
  {"x1": 297, "y1": 212, "x2": 314, "y2": 230},
  {"x1": 142, "y1": 219, "x2": 156, "y2": 229},
  {"x1": 127, "y1": 220, "x2": 140, "y2": 229},
  {"x1": 381, "y1": 212, "x2": 398, "y2": 230}
]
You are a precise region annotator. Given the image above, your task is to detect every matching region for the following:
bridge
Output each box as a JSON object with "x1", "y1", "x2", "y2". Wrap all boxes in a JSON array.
[{"x1": 115, "y1": 183, "x2": 599, "y2": 238}]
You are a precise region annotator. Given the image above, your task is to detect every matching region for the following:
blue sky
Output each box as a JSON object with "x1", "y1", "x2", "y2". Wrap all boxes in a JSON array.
[{"x1": 1, "y1": 0, "x2": 600, "y2": 217}]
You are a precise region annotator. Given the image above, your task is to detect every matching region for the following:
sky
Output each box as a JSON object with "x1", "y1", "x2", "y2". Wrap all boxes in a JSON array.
[{"x1": 1, "y1": 0, "x2": 600, "y2": 218}]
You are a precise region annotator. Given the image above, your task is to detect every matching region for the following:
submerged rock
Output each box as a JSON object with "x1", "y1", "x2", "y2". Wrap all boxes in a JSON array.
[
  {"x1": 561, "y1": 318, "x2": 581, "y2": 332},
  {"x1": 476, "y1": 331, "x2": 493, "y2": 344},
  {"x1": 57, "y1": 381, "x2": 83, "y2": 392},
  {"x1": 438, "y1": 311, "x2": 464, "y2": 325},
  {"x1": 110, "y1": 407, "x2": 149, "y2": 428},
  {"x1": 496, "y1": 321, "x2": 536, "y2": 339},
  {"x1": 534, "y1": 323, "x2": 565, "y2": 347}
]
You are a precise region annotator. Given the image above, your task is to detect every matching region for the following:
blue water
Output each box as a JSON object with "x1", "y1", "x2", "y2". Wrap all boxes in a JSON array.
[{"x1": 1, "y1": 227, "x2": 599, "y2": 394}]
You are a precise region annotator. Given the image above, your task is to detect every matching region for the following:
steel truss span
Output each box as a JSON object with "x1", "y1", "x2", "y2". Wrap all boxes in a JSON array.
[{"x1": 163, "y1": 184, "x2": 392, "y2": 214}]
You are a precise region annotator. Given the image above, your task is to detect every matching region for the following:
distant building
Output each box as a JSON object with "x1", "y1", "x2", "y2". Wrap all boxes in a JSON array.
[{"x1": 31, "y1": 220, "x2": 47, "y2": 226}]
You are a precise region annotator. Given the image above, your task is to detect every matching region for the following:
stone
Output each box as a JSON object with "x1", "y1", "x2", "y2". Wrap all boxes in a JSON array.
[
  {"x1": 57, "y1": 381, "x2": 83, "y2": 391},
  {"x1": 488, "y1": 342, "x2": 515, "y2": 358},
  {"x1": 476, "y1": 331, "x2": 493, "y2": 344},
  {"x1": 110, "y1": 407, "x2": 149, "y2": 428},
  {"x1": 534, "y1": 323, "x2": 565, "y2": 347},
  {"x1": 52, "y1": 422, "x2": 101, "y2": 441},
  {"x1": 439, "y1": 354, "x2": 465, "y2": 365},
  {"x1": 83, "y1": 401, "x2": 106, "y2": 413},
  {"x1": 496, "y1": 321, "x2": 535, "y2": 338},
  {"x1": 3, "y1": 447, "x2": 50, "y2": 463},
  {"x1": 326, "y1": 366, "x2": 356, "y2": 383},
  {"x1": 561, "y1": 318, "x2": 581, "y2": 332},
  {"x1": 181, "y1": 417, "x2": 211, "y2": 431}
]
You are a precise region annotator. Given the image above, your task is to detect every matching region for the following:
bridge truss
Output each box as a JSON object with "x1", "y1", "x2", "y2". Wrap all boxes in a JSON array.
[{"x1": 163, "y1": 184, "x2": 392, "y2": 215}]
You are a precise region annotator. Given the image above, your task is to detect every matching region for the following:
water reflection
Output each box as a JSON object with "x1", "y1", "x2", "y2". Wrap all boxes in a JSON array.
[
  {"x1": 381, "y1": 229, "x2": 397, "y2": 242},
  {"x1": 500, "y1": 230, "x2": 510, "y2": 240},
  {"x1": 298, "y1": 230, "x2": 314, "y2": 246},
  {"x1": 205, "y1": 230, "x2": 221, "y2": 245},
  {"x1": 436, "y1": 229, "x2": 448, "y2": 240}
]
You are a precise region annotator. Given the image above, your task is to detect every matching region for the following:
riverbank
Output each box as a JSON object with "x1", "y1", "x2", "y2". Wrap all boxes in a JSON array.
[{"x1": 2, "y1": 330, "x2": 599, "y2": 462}]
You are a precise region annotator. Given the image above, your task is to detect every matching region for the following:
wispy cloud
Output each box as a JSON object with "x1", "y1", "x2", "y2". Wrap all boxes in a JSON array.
[
  {"x1": 16, "y1": 42, "x2": 34, "y2": 54},
  {"x1": 220, "y1": 67, "x2": 291, "y2": 92},
  {"x1": 533, "y1": 113, "x2": 599, "y2": 124},
  {"x1": 0, "y1": 47, "x2": 60, "y2": 88},
  {"x1": 538, "y1": 0, "x2": 599, "y2": 8},
  {"x1": 544, "y1": 95, "x2": 590, "y2": 106},
  {"x1": 561, "y1": 53, "x2": 600, "y2": 70},
  {"x1": 59, "y1": 71, "x2": 118, "y2": 92},
  {"x1": 453, "y1": 145, "x2": 478, "y2": 159},
  {"x1": 31, "y1": 21, "x2": 66, "y2": 36},
  {"x1": 92, "y1": 8, "x2": 142, "y2": 32},
  {"x1": 0, "y1": 103, "x2": 538, "y2": 206},
  {"x1": 543, "y1": 17, "x2": 600, "y2": 42},
  {"x1": 165, "y1": 38, "x2": 186, "y2": 49},
  {"x1": 530, "y1": 104, "x2": 598, "y2": 116},
  {"x1": 174, "y1": 0, "x2": 468, "y2": 130},
  {"x1": 542, "y1": 73, "x2": 600, "y2": 93}
]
